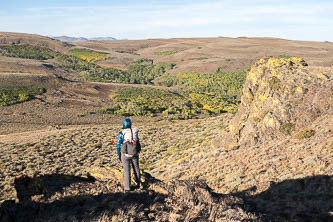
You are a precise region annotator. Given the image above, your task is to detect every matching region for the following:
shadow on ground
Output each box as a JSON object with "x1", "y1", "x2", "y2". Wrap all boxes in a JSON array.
[
  {"x1": 14, "y1": 174, "x2": 96, "y2": 201},
  {"x1": 234, "y1": 175, "x2": 333, "y2": 221},
  {"x1": 0, "y1": 173, "x2": 166, "y2": 222},
  {"x1": 1, "y1": 174, "x2": 333, "y2": 221}
]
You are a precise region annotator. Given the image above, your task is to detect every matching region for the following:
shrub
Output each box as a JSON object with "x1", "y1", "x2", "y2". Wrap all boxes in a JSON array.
[
  {"x1": 269, "y1": 76, "x2": 281, "y2": 91},
  {"x1": 295, "y1": 129, "x2": 315, "y2": 140},
  {"x1": 55, "y1": 52, "x2": 129, "y2": 83},
  {"x1": 161, "y1": 71, "x2": 246, "y2": 96},
  {"x1": 58, "y1": 53, "x2": 174, "y2": 84},
  {"x1": 135, "y1": 58, "x2": 153, "y2": 64},
  {"x1": 0, "y1": 86, "x2": 45, "y2": 106},
  {"x1": 159, "y1": 70, "x2": 247, "y2": 114},
  {"x1": 154, "y1": 50, "x2": 177, "y2": 56},
  {"x1": 68, "y1": 48, "x2": 108, "y2": 62},
  {"x1": 0, "y1": 44, "x2": 174, "y2": 85},
  {"x1": 115, "y1": 49, "x2": 139, "y2": 55},
  {"x1": 0, "y1": 44, "x2": 56, "y2": 60},
  {"x1": 280, "y1": 123, "x2": 296, "y2": 135},
  {"x1": 189, "y1": 57, "x2": 208, "y2": 60},
  {"x1": 125, "y1": 62, "x2": 175, "y2": 84},
  {"x1": 105, "y1": 82, "x2": 243, "y2": 117},
  {"x1": 279, "y1": 55, "x2": 291, "y2": 59},
  {"x1": 214, "y1": 65, "x2": 226, "y2": 73},
  {"x1": 103, "y1": 87, "x2": 201, "y2": 118}
]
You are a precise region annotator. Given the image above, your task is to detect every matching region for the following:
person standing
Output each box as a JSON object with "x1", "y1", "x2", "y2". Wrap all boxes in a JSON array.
[{"x1": 116, "y1": 118, "x2": 141, "y2": 192}]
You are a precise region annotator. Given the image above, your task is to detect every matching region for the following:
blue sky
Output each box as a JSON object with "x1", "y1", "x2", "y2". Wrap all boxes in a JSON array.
[{"x1": 1, "y1": 0, "x2": 332, "y2": 41}]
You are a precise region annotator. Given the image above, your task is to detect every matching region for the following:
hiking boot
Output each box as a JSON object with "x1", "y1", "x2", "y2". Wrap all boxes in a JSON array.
[
  {"x1": 133, "y1": 183, "x2": 144, "y2": 190},
  {"x1": 124, "y1": 188, "x2": 131, "y2": 193}
]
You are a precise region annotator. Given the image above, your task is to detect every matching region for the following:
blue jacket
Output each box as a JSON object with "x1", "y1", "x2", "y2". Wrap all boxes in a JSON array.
[
  {"x1": 116, "y1": 132, "x2": 124, "y2": 156},
  {"x1": 117, "y1": 118, "x2": 132, "y2": 156}
]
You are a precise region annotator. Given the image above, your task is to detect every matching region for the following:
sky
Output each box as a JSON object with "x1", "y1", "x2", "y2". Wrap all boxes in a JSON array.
[{"x1": 1, "y1": 0, "x2": 333, "y2": 41}]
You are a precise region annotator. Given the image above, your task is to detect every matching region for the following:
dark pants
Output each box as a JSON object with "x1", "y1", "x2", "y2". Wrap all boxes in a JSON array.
[{"x1": 121, "y1": 153, "x2": 140, "y2": 190}]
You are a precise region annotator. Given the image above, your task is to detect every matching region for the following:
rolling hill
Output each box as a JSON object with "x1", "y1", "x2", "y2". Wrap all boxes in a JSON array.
[{"x1": 0, "y1": 32, "x2": 332, "y2": 221}]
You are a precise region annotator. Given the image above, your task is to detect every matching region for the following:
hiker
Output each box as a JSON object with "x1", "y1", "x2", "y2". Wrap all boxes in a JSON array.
[{"x1": 116, "y1": 118, "x2": 141, "y2": 192}]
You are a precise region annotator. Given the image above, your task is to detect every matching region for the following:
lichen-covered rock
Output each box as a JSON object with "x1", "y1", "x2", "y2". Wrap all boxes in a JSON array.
[{"x1": 224, "y1": 57, "x2": 333, "y2": 148}]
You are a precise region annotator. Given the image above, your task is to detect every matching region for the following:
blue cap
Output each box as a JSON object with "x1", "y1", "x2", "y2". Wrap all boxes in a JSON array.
[{"x1": 123, "y1": 118, "x2": 132, "y2": 129}]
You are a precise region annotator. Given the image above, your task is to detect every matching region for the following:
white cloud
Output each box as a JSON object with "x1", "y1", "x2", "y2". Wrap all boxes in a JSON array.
[{"x1": 1, "y1": 0, "x2": 333, "y2": 41}]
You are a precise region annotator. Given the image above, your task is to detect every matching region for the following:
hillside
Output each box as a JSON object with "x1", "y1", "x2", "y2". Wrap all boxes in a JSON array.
[
  {"x1": 52, "y1": 36, "x2": 117, "y2": 42},
  {"x1": 2, "y1": 32, "x2": 333, "y2": 80},
  {"x1": 74, "y1": 37, "x2": 333, "y2": 74},
  {"x1": 0, "y1": 32, "x2": 71, "y2": 52},
  {"x1": 0, "y1": 32, "x2": 333, "y2": 221}
]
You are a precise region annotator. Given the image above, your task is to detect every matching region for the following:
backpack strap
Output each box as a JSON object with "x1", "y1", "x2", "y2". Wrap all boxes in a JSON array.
[{"x1": 130, "y1": 128, "x2": 133, "y2": 142}]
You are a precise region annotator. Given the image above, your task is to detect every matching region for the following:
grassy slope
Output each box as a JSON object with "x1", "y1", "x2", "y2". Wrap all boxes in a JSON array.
[{"x1": 0, "y1": 32, "x2": 70, "y2": 52}]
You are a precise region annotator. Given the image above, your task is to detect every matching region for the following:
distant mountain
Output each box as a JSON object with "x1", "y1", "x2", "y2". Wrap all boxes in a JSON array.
[
  {"x1": 89, "y1": 37, "x2": 117, "y2": 41},
  {"x1": 51, "y1": 36, "x2": 117, "y2": 42},
  {"x1": 51, "y1": 36, "x2": 88, "y2": 42}
]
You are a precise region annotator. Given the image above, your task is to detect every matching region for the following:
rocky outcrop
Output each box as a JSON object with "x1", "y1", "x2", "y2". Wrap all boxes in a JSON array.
[
  {"x1": 193, "y1": 57, "x2": 333, "y2": 201},
  {"x1": 224, "y1": 57, "x2": 333, "y2": 149}
]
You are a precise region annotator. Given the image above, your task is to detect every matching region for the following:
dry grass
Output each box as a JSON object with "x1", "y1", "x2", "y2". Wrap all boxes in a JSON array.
[
  {"x1": 74, "y1": 37, "x2": 333, "y2": 74},
  {"x1": 0, "y1": 32, "x2": 70, "y2": 52}
]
